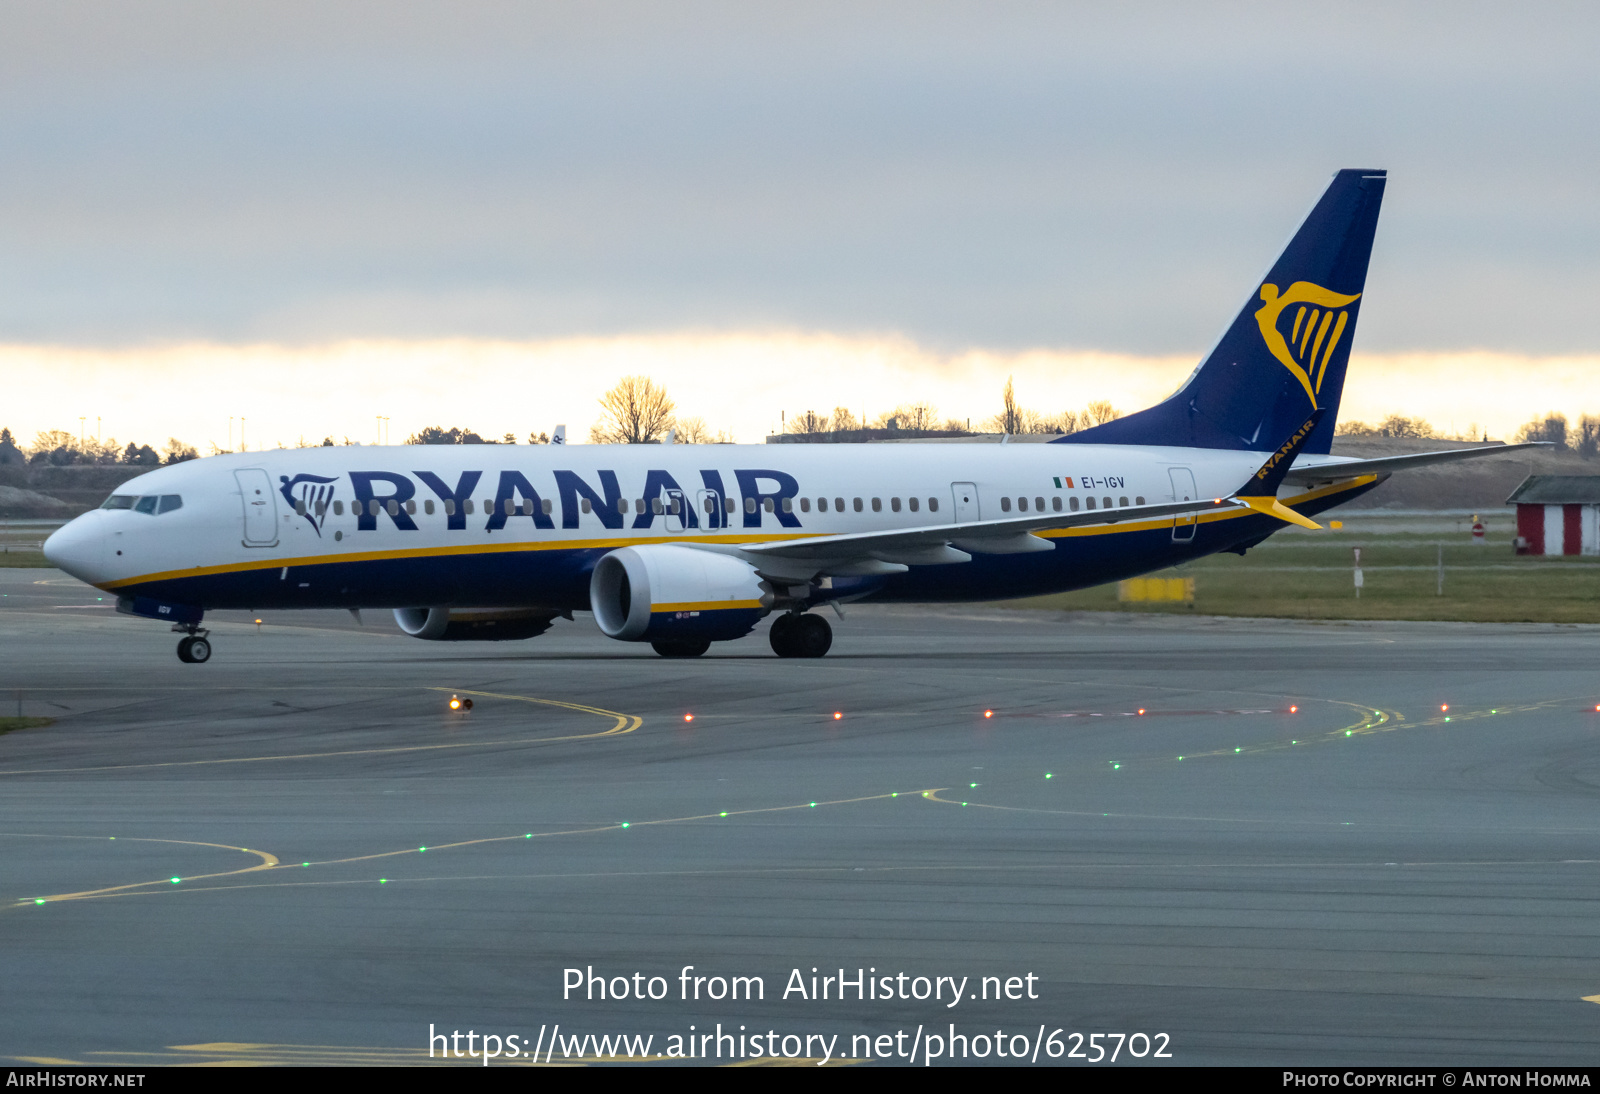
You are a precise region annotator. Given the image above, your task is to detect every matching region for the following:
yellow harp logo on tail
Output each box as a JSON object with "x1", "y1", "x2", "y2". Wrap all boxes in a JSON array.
[{"x1": 1254, "y1": 282, "x2": 1361, "y2": 407}]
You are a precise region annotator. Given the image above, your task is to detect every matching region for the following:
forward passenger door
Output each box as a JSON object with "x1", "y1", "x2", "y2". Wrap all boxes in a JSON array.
[{"x1": 235, "y1": 468, "x2": 279, "y2": 547}]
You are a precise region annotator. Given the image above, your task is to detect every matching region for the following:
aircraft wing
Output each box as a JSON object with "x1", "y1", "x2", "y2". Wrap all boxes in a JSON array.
[
  {"x1": 732, "y1": 496, "x2": 1239, "y2": 578},
  {"x1": 1283, "y1": 442, "x2": 1551, "y2": 485}
]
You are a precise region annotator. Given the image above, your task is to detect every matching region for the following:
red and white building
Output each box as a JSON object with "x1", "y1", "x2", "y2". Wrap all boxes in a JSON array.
[{"x1": 1508, "y1": 476, "x2": 1600, "y2": 556}]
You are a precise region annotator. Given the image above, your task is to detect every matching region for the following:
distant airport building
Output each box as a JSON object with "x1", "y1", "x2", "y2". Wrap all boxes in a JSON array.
[{"x1": 1508, "y1": 476, "x2": 1600, "y2": 556}]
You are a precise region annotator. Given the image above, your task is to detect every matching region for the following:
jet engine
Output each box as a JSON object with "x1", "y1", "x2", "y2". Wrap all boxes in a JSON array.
[
  {"x1": 590, "y1": 545, "x2": 768, "y2": 643},
  {"x1": 393, "y1": 607, "x2": 560, "y2": 641}
]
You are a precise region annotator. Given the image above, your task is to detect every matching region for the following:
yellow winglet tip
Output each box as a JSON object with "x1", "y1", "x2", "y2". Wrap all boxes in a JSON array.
[{"x1": 1237, "y1": 496, "x2": 1323, "y2": 531}]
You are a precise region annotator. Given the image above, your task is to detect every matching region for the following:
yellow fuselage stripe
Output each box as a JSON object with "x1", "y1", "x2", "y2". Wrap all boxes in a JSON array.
[{"x1": 651, "y1": 601, "x2": 764, "y2": 613}]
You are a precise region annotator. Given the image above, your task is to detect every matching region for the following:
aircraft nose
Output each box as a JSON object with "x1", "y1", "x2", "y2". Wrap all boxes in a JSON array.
[{"x1": 43, "y1": 512, "x2": 106, "y2": 584}]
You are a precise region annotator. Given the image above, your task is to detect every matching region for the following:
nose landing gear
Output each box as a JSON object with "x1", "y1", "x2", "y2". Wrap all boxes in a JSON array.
[
  {"x1": 769, "y1": 612, "x2": 832, "y2": 658},
  {"x1": 174, "y1": 625, "x2": 212, "y2": 664}
]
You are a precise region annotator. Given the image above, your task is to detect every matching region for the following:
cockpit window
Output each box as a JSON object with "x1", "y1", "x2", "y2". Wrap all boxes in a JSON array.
[{"x1": 108, "y1": 494, "x2": 184, "y2": 515}]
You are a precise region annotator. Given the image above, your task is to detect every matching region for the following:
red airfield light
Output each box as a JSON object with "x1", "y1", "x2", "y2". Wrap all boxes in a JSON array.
[
  {"x1": 684, "y1": 713, "x2": 694, "y2": 722},
  {"x1": 1137, "y1": 708, "x2": 1146, "y2": 715},
  {"x1": 833, "y1": 712, "x2": 842, "y2": 721},
  {"x1": 1289, "y1": 705, "x2": 1298, "y2": 714},
  {"x1": 1440, "y1": 704, "x2": 1449, "y2": 712},
  {"x1": 983, "y1": 710, "x2": 993, "y2": 719}
]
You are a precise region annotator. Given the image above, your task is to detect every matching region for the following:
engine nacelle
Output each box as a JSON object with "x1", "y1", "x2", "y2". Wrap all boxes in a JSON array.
[
  {"x1": 393, "y1": 607, "x2": 559, "y2": 641},
  {"x1": 590, "y1": 545, "x2": 768, "y2": 642}
]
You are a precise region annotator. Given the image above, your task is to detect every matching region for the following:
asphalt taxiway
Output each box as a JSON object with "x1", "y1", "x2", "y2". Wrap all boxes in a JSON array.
[{"x1": 2, "y1": 566, "x2": 1599, "y2": 1066}]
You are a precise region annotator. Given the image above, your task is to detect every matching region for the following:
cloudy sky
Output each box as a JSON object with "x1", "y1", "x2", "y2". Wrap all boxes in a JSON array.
[{"x1": 3, "y1": 2, "x2": 1599, "y2": 447}]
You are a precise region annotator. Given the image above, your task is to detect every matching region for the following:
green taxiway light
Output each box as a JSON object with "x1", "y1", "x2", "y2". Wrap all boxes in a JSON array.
[
  {"x1": 1178, "y1": 756, "x2": 1183, "y2": 761},
  {"x1": 891, "y1": 793, "x2": 898, "y2": 797},
  {"x1": 969, "y1": 782, "x2": 978, "y2": 788},
  {"x1": 302, "y1": 862, "x2": 309, "y2": 867},
  {"x1": 1234, "y1": 748, "x2": 1241, "y2": 753},
  {"x1": 170, "y1": 877, "x2": 180, "y2": 884},
  {"x1": 525, "y1": 834, "x2": 532, "y2": 838},
  {"x1": 809, "y1": 802, "x2": 816, "y2": 807},
  {"x1": 418, "y1": 847, "x2": 426, "y2": 852},
  {"x1": 380, "y1": 879, "x2": 387, "y2": 884},
  {"x1": 720, "y1": 812, "x2": 728, "y2": 817},
  {"x1": 34, "y1": 899, "x2": 44, "y2": 905},
  {"x1": 620, "y1": 823, "x2": 630, "y2": 828}
]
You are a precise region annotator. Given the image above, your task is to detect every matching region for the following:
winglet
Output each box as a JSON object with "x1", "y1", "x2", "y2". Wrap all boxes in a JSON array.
[{"x1": 1235, "y1": 409, "x2": 1324, "y2": 530}]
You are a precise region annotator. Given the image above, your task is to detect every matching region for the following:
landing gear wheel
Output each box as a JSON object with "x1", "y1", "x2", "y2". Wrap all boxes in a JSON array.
[
  {"x1": 770, "y1": 613, "x2": 831, "y2": 658},
  {"x1": 651, "y1": 638, "x2": 710, "y2": 658},
  {"x1": 769, "y1": 613, "x2": 800, "y2": 657},
  {"x1": 794, "y1": 613, "x2": 832, "y2": 658},
  {"x1": 177, "y1": 635, "x2": 212, "y2": 663}
]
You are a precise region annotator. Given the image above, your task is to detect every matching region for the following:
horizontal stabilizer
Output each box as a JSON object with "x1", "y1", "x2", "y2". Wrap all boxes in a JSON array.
[{"x1": 1283, "y1": 441, "x2": 1552, "y2": 485}]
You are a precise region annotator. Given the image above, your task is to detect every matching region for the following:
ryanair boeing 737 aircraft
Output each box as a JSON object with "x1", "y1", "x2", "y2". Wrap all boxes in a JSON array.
[{"x1": 44, "y1": 169, "x2": 1538, "y2": 663}]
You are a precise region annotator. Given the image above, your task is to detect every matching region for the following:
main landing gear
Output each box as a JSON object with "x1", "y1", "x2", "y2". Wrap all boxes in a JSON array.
[
  {"x1": 769, "y1": 612, "x2": 832, "y2": 658},
  {"x1": 175, "y1": 625, "x2": 212, "y2": 664}
]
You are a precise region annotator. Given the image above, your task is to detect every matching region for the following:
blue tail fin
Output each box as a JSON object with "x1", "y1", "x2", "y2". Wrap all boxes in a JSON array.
[{"x1": 1056, "y1": 168, "x2": 1386, "y2": 455}]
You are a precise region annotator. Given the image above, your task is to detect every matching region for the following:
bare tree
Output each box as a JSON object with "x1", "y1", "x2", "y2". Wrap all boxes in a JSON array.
[
  {"x1": 162, "y1": 438, "x2": 199, "y2": 464},
  {"x1": 880, "y1": 402, "x2": 939, "y2": 431},
  {"x1": 830, "y1": 406, "x2": 860, "y2": 433},
  {"x1": 1577, "y1": 415, "x2": 1600, "y2": 459},
  {"x1": 671, "y1": 416, "x2": 734, "y2": 444},
  {"x1": 995, "y1": 377, "x2": 1024, "y2": 434},
  {"x1": 1517, "y1": 412, "x2": 1567, "y2": 449},
  {"x1": 1084, "y1": 400, "x2": 1121, "y2": 427},
  {"x1": 591, "y1": 376, "x2": 676, "y2": 444},
  {"x1": 788, "y1": 410, "x2": 830, "y2": 434},
  {"x1": 1379, "y1": 414, "x2": 1437, "y2": 439}
]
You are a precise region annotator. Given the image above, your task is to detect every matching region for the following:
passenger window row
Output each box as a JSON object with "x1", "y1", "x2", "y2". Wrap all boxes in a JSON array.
[
  {"x1": 998, "y1": 494, "x2": 1143, "y2": 513},
  {"x1": 797, "y1": 497, "x2": 941, "y2": 515}
]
